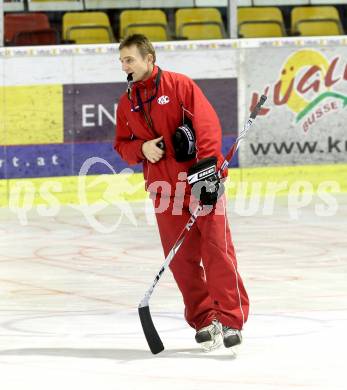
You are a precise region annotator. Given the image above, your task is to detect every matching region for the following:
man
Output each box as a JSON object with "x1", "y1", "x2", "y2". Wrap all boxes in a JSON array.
[{"x1": 114, "y1": 34, "x2": 249, "y2": 351}]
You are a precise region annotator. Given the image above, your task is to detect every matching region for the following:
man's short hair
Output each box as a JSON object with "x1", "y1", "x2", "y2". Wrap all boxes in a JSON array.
[{"x1": 119, "y1": 34, "x2": 156, "y2": 63}]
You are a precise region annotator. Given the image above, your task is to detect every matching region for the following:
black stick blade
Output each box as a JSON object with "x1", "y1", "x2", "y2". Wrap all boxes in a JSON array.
[{"x1": 138, "y1": 305, "x2": 164, "y2": 354}]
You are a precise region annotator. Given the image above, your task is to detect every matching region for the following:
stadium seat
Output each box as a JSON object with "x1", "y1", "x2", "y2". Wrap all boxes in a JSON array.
[
  {"x1": 119, "y1": 10, "x2": 170, "y2": 42},
  {"x1": 63, "y1": 12, "x2": 115, "y2": 44},
  {"x1": 175, "y1": 8, "x2": 226, "y2": 40},
  {"x1": 13, "y1": 29, "x2": 59, "y2": 46},
  {"x1": 291, "y1": 6, "x2": 343, "y2": 36},
  {"x1": 238, "y1": 7, "x2": 285, "y2": 38},
  {"x1": 4, "y1": 12, "x2": 53, "y2": 45}
]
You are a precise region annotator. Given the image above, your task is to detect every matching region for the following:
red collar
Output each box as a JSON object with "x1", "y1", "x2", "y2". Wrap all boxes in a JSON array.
[{"x1": 133, "y1": 65, "x2": 159, "y2": 90}]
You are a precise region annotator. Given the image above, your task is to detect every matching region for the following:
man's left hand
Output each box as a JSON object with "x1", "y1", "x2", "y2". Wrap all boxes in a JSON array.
[{"x1": 187, "y1": 157, "x2": 224, "y2": 206}]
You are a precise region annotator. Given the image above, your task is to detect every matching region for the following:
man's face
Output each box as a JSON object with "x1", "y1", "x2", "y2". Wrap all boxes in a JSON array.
[{"x1": 119, "y1": 45, "x2": 153, "y2": 82}]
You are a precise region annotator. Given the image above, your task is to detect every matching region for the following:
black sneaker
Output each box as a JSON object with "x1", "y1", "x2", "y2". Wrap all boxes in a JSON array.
[
  {"x1": 222, "y1": 326, "x2": 242, "y2": 348},
  {"x1": 195, "y1": 320, "x2": 223, "y2": 351}
]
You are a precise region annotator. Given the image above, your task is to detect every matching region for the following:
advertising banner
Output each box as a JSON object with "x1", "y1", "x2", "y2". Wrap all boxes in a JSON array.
[
  {"x1": 0, "y1": 38, "x2": 239, "y2": 181},
  {"x1": 1, "y1": 39, "x2": 346, "y2": 184},
  {"x1": 0, "y1": 144, "x2": 5, "y2": 180},
  {"x1": 0, "y1": 77, "x2": 237, "y2": 179},
  {"x1": 64, "y1": 78, "x2": 237, "y2": 143},
  {"x1": 0, "y1": 84, "x2": 63, "y2": 145},
  {"x1": 239, "y1": 46, "x2": 347, "y2": 167}
]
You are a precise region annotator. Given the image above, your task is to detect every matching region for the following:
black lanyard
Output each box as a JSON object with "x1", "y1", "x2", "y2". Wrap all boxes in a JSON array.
[
  {"x1": 128, "y1": 67, "x2": 162, "y2": 114},
  {"x1": 127, "y1": 68, "x2": 162, "y2": 133}
]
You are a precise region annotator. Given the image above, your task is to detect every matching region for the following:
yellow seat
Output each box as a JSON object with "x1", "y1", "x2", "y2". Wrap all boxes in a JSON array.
[
  {"x1": 238, "y1": 7, "x2": 285, "y2": 38},
  {"x1": 239, "y1": 23, "x2": 284, "y2": 38},
  {"x1": 297, "y1": 21, "x2": 341, "y2": 36},
  {"x1": 291, "y1": 6, "x2": 343, "y2": 36},
  {"x1": 120, "y1": 10, "x2": 169, "y2": 42},
  {"x1": 63, "y1": 12, "x2": 114, "y2": 44},
  {"x1": 175, "y1": 8, "x2": 226, "y2": 40}
]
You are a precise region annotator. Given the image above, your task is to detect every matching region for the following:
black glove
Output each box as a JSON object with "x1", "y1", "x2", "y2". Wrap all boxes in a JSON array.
[
  {"x1": 187, "y1": 157, "x2": 224, "y2": 205},
  {"x1": 172, "y1": 123, "x2": 196, "y2": 162}
]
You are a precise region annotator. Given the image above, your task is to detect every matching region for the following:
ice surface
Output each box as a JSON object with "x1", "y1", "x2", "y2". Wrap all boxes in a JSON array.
[{"x1": 0, "y1": 196, "x2": 346, "y2": 390}]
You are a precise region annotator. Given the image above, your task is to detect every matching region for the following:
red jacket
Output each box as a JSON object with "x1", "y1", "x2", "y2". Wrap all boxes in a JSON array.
[{"x1": 114, "y1": 65, "x2": 227, "y2": 196}]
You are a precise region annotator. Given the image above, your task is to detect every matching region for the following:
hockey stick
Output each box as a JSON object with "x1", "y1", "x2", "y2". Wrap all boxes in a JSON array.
[{"x1": 138, "y1": 95, "x2": 267, "y2": 354}]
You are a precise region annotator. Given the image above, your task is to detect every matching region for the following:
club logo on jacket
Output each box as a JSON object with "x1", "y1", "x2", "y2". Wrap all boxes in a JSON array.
[{"x1": 157, "y1": 95, "x2": 170, "y2": 105}]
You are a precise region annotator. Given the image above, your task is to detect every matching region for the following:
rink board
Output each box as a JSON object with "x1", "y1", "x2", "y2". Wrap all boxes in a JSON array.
[{"x1": 0, "y1": 38, "x2": 347, "y2": 205}]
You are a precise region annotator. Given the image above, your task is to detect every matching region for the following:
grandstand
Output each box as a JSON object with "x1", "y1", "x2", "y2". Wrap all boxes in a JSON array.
[{"x1": 1, "y1": 0, "x2": 347, "y2": 45}]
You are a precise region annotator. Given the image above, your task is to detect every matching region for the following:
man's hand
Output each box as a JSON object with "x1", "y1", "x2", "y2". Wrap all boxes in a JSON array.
[
  {"x1": 187, "y1": 157, "x2": 224, "y2": 206},
  {"x1": 142, "y1": 136, "x2": 165, "y2": 163}
]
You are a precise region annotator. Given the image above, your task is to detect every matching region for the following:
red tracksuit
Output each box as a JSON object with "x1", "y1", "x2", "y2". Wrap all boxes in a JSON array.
[{"x1": 115, "y1": 65, "x2": 249, "y2": 331}]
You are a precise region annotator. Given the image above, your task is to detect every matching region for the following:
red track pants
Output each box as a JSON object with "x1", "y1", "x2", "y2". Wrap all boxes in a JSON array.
[{"x1": 152, "y1": 193, "x2": 249, "y2": 331}]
